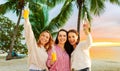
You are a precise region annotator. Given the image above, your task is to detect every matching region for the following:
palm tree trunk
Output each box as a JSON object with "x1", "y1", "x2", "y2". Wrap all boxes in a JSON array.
[
  {"x1": 77, "y1": 6, "x2": 82, "y2": 36},
  {"x1": 77, "y1": 0, "x2": 84, "y2": 40},
  {"x1": 6, "y1": 8, "x2": 23, "y2": 60}
]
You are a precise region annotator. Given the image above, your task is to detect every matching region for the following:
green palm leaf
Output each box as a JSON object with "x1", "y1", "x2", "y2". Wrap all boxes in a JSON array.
[
  {"x1": 45, "y1": 0, "x2": 74, "y2": 32},
  {"x1": 90, "y1": 0, "x2": 105, "y2": 15},
  {"x1": 109, "y1": 0, "x2": 120, "y2": 5}
]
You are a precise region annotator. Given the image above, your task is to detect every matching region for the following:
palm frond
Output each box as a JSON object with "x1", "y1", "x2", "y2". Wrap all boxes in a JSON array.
[
  {"x1": 90, "y1": 0, "x2": 105, "y2": 15},
  {"x1": 29, "y1": 2, "x2": 49, "y2": 39},
  {"x1": 0, "y1": 0, "x2": 24, "y2": 16},
  {"x1": 81, "y1": 5, "x2": 92, "y2": 23},
  {"x1": 109, "y1": 0, "x2": 120, "y2": 5},
  {"x1": 30, "y1": 2, "x2": 48, "y2": 28},
  {"x1": 45, "y1": 0, "x2": 74, "y2": 32},
  {"x1": 28, "y1": 0, "x2": 65, "y2": 9},
  {"x1": 47, "y1": 0, "x2": 65, "y2": 9},
  {"x1": 0, "y1": 1, "x2": 15, "y2": 15}
]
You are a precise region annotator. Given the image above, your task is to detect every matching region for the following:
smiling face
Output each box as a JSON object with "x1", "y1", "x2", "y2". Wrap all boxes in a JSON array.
[
  {"x1": 39, "y1": 31, "x2": 50, "y2": 46},
  {"x1": 57, "y1": 31, "x2": 67, "y2": 45},
  {"x1": 68, "y1": 32, "x2": 78, "y2": 47}
]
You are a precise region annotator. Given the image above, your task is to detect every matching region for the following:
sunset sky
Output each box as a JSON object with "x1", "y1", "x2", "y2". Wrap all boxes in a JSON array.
[{"x1": 62, "y1": 2, "x2": 120, "y2": 42}]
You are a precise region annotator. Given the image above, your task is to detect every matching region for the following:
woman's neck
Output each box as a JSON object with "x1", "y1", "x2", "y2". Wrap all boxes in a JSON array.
[
  {"x1": 57, "y1": 43, "x2": 65, "y2": 50},
  {"x1": 38, "y1": 44, "x2": 44, "y2": 48},
  {"x1": 73, "y1": 44, "x2": 76, "y2": 49}
]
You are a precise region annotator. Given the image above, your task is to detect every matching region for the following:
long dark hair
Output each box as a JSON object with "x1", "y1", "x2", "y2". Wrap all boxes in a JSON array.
[
  {"x1": 65, "y1": 41, "x2": 74, "y2": 57},
  {"x1": 55, "y1": 29, "x2": 74, "y2": 57},
  {"x1": 65, "y1": 29, "x2": 80, "y2": 57}
]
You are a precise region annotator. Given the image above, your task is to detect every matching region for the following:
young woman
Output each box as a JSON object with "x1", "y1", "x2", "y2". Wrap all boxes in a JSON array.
[
  {"x1": 68, "y1": 24, "x2": 92, "y2": 71},
  {"x1": 47, "y1": 29, "x2": 70, "y2": 71},
  {"x1": 23, "y1": 10, "x2": 53, "y2": 71}
]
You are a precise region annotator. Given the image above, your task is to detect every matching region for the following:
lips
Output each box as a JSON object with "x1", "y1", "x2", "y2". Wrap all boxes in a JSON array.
[
  {"x1": 59, "y1": 39, "x2": 66, "y2": 43},
  {"x1": 69, "y1": 41, "x2": 75, "y2": 45},
  {"x1": 41, "y1": 38, "x2": 47, "y2": 43}
]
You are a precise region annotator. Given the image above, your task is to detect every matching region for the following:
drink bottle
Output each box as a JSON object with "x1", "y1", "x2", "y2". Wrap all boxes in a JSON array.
[
  {"x1": 83, "y1": 12, "x2": 90, "y2": 32},
  {"x1": 23, "y1": 2, "x2": 29, "y2": 19},
  {"x1": 51, "y1": 46, "x2": 57, "y2": 62}
]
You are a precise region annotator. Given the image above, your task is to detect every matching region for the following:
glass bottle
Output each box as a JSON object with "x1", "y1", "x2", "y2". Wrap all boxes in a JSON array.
[
  {"x1": 23, "y1": 2, "x2": 29, "y2": 19},
  {"x1": 51, "y1": 46, "x2": 57, "y2": 62}
]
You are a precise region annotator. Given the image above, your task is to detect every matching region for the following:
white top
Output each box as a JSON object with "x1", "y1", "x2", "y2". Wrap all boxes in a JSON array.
[
  {"x1": 71, "y1": 34, "x2": 92, "y2": 70},
  {"x1": 24, "y1": 19, "x2": 48, "y2": 70}
]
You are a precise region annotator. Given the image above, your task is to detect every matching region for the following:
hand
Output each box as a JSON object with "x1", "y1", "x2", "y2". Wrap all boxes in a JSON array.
[
  {"x1": 52, "y1": 52, "x2": 57, "y2": 61},
  {"x1": 50, "y1": 52, "x2": 57, "y2": 65},
  {"x1": 50, "y1": 60, "x2": 55, "y2": 65},
  {"x1": 83, "y1": 21, "x2": 90, "y2": 35},
  {"x1": 23, "y1": 9, "x2": 29, "y2": 19}
]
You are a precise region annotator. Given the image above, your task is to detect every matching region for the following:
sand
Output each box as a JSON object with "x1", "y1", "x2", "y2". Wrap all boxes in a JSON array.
[
  {"x1": 92, "y1": 59, "x2": 120, "y2": 71},
  {"x1": 1, "y1": 56, "x2": 120, "y2": 71},
  {"x1": 0, "y1": 46, "x2": 120, "y2": 71},
  {"x1": 0, "y1": 55, "x2": 28, "y2": 71}
]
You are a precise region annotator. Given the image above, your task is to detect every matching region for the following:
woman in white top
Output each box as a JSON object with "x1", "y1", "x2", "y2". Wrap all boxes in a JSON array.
[
  {"x1": 67, "y1": 23, "x2": 92, "y2": 71},
  {"x1": 23, "y1": 9, "x2": 54, "y2": 71}
]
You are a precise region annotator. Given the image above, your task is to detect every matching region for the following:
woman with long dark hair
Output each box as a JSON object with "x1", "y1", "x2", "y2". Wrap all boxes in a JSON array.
[
  {"x1": 68, "y1": 23, "x2": 93, "y2": 71},
  {"x1": 47, "y1": 29, "x2": 70, "y2": 71}
]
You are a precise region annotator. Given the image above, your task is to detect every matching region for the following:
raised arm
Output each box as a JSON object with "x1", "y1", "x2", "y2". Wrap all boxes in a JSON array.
[
  {"x1": 84, "y1": 33, "x2": 92, "y2": 49},
  {"x1": 82, "y1": 21, "x2": 92, "y2": 49},
  {"x1": 23, "y1": 7, "x2": 38, "y2": 50},
  {"x1": 24, "y1": 19, "x2": 37, "y2": 48}
]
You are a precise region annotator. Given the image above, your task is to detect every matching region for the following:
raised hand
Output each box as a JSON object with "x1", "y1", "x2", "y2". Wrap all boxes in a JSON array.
[
  {"x1": 82, "y1": 12, "x2": 91, "y2": 35},
  {"x1": 51, "y1": 51, "x2": 57, "y2": 62},
  {"x1": 23, "y1": 2, "x2": 29, "y2": 19},
  {"x1": 83, "y1": 21, "x2": 90, "y2": 35}
]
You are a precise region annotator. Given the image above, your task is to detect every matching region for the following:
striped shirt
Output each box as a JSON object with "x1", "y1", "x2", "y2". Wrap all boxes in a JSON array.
[{"x1": 47, "y1": 45, "x2": 70, "y2": 71}]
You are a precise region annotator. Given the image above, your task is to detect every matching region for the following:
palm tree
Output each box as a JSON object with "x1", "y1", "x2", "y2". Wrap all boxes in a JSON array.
[
  {"x1": 0, "y1": 0, "x2": 74, "y2": 59},
  {"x1": 0, "y1": 15, "x2": 27, "y2": 55},
  {"x1": 28, "y1": 0, "x2": 74, "y2": 39},
  {"x1": 76, "y1": 0, "x2": 105, "y2": 36},
  {"x1": 0, "y1": 0, "x2": 25, "y2": 60},
  {"x1": 46, "y1": 0, "x2": 74, "y2": 35},
  {"x1": 76, "y1": 0, "x2": 120, "y2": 40}
]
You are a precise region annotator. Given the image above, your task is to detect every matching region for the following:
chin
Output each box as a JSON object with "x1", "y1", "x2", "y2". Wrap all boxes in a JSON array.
[{"x1": 70, "y1": 43, "x2": 74, "y2": 46}]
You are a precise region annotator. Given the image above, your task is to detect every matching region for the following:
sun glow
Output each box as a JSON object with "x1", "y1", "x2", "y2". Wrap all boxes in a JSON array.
[{"x1": 92, "y1": 42, "x2": 120, "y2": 47}]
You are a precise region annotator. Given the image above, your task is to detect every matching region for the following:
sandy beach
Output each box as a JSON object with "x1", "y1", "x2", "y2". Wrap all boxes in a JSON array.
[
  {"x1": 91, "y1": 46, "x2": 120, "y2": 71},
  {"x1": 0, "y1": 46, "x2": 120, "y2": 71},
  {"x1": 0, "y1": 55, "x2": 28, "y2": 71}
]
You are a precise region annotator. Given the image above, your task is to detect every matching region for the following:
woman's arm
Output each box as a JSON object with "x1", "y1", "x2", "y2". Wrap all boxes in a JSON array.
[
  {"x1": 84, "y1": 33, "x2": 92, "y2": 49},
  {"x1": 46, "y1": 49, "x2": 53, "y2": 68},
  {"x1": 47, "y1": 47, "x2": 57, "y2": 68},
  {"x1": 81, "y1": 22, "x2": 92, "y2": 49},
  {"x1": 24, "y1": 16, "x2": 38, "y2": 51}
]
